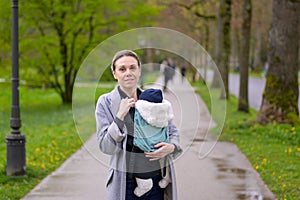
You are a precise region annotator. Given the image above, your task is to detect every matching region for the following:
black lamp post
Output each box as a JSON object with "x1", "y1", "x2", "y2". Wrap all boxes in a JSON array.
[{"x1": 6, "y1": 0, "x2": 26, "y2": 176}]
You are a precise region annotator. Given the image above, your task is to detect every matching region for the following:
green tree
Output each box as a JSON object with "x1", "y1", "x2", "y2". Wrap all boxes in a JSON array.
[
  {"x1": 257, "y1": 0, "x2": 299, "y2": 124},
  {"x1": 19, "y1": 0, "x2": 161, "y2": 103},
  {"x1": 0, "y1": 1, "x2": 13, "y2": 79}
]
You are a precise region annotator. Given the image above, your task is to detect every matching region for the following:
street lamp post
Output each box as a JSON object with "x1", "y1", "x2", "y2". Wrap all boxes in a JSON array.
[{"x1": 6, "y1": 0, "x2": 26, "y2": 176}]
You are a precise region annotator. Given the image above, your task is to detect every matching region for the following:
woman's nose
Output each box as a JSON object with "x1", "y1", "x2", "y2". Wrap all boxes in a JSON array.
[{"x1": 125, "y1": 69, "x2": 132, "y2": 76}]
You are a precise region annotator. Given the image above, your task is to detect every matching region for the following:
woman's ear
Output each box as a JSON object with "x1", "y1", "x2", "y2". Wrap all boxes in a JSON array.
[{"x1": 112, "y1": 69, "x2": 117, "y2": 79}]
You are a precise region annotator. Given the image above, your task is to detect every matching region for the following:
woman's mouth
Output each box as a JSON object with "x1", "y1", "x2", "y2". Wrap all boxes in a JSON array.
[{"x1": 125, "y1": 79, "x2": 134, "y2": 82}]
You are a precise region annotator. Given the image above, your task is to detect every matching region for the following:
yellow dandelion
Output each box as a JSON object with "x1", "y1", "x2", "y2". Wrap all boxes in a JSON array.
[
  {"x1": 288, "y1": 148, "x2": 292, "y2": 153},
  {"x1": 291, "y1": 127, "x2": 295, "y2": 132},
  {"x1": 255, "y1": 165, "x2": 259, "y2": 170},
  {"x1": 296, "y1": 147, "x2": 300, "y2": 152},
  {"x1": 41, "y1": 163, "x2": 45, "y2": 169},
  {"x1": 35, "y1": 147, "x2": 40, "y2": 152},
  {"x1": 262, "y1": 158, "x2": 267, "y2": 164},
  {"x1": 50, "y1": 156, "x2": 54, "y2": 163}
]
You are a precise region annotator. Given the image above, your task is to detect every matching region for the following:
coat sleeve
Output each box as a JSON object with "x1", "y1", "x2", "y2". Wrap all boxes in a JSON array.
[
  {"x1": 167, "y1": 120, "x2": 182, "y2": 159},
  {"x1": 95, "y1": 95, "x2": 126, "y2": 155}
]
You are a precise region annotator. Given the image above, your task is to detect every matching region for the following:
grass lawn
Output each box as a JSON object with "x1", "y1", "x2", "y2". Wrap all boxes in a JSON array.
[
  {"x1": 0, "y1": 83, "x2": 113, "y2": 199},
  {"x1": 193, "y1": 81, "x2": 300, "y2": 200}
]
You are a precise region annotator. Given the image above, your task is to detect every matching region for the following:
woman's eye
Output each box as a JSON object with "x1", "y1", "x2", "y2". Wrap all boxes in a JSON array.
[{"x1": 130, "y1": 66, "x2": 138, "y2": 70}]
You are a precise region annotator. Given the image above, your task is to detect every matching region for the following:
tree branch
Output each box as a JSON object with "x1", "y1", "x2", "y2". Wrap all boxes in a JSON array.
[{"x1": 173, "y1": 1, "x2": 216, "y2": 20}]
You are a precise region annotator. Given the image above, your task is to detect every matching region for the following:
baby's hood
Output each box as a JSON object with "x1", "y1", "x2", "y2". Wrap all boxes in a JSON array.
[{"x1": 135, "y1": 100, "x2": 174, "y2": 128}]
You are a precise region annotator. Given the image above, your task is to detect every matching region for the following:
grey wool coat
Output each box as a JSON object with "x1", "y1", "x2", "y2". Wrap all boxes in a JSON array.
[{"x1": 95, "y1": 87, "x2": 182, "y2": 200}]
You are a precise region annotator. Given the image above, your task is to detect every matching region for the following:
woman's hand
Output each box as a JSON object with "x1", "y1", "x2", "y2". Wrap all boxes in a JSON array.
[
  {"x1": 145, "y1": 142, "x2": 175, "y2": 161},
  {"x1": 116, "y1": 98, "x2": 136, "y2": 120}
]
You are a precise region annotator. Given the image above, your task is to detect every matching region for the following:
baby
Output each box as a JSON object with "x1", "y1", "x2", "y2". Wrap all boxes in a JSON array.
[{"x1": 133, "y1": 88, "x2": 174, "y2": 197}]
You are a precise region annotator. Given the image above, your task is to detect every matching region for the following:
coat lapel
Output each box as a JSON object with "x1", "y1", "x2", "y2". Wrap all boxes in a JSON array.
[{"x1": 109, "y1": 87, "x2": 121, "y2": 118}]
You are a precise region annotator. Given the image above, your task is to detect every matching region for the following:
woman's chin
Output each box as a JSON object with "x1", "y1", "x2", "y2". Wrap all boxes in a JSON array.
[{"x1": 123, "y1": 81, "x2": 137, "y2": 87}]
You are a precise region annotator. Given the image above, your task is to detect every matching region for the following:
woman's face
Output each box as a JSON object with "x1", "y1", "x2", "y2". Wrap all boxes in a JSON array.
[{"x1": 112, "y1": 56, "x2": 141, "y2": 90}]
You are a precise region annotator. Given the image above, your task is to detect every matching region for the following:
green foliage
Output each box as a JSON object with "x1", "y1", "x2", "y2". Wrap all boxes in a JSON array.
[
  {"x1": 0, "y1": 1, "x2": 12, "y2": 79},
  {"x1": 286, "y1": 112, "x2": 300, "y2": 126},
  {"x1": 193, "y1": 82, "x2": 300, "y2": 200},
  {"x1": 0, "y1": 0, "x2": 163, "y2": 103}
]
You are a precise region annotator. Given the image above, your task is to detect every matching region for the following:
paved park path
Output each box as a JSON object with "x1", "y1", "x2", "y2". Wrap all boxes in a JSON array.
[
  {"x1": 22, "y1": 72, "x2": 276, "y2": 200},
  {"x1": 229, "y1": 74, "x2": 265, "y2": 111},
  {"x1": 229, "y1": 73, "x2": 300, "y2": 111}
]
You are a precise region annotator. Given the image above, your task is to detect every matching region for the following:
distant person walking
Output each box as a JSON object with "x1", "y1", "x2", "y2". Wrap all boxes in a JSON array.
[
  {"x1": 167, "y1": 58, "x2": 175, "y2": 83},
  {"x1": 180, "y1": 66, "x2": 186, "y2": 82},
  {"x1": 163, "y1": 68, "x2": 172, "y2": 91},
  {"x1": 163, "y1": 59, "x2": 174, "y2": 91}
]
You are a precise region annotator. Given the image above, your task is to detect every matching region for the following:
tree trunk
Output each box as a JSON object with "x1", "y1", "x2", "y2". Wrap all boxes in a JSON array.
[
  {"x1": 238, "y1": 0, "x2": 252, "y2": 112},
  {"x1": 219, "y1": 0, "x2": 231, "y2": 99},
  {"x1": 253, "y1": 26, "x2": 263, "y2": 72},
  {"x1": 257, "y1": 0, "x2": 300, "y2": 124},
  {"x1": 63, "y1": 73, "x2": 73, "y2": 104},
  {"x1": 211, "y1": 8, "x2": 222, "y2": 89},
  {"x1": 232, "y1": 27, "x2": 240, "y2": 72},
  {"x1": 203, "y1": 21, "x2": 210, "y2": 82}
]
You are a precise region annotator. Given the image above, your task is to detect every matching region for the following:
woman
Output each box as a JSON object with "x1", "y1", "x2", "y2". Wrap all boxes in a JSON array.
[{"x1": 95, "y1": 50, "x2": 182, "y2": 200}]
